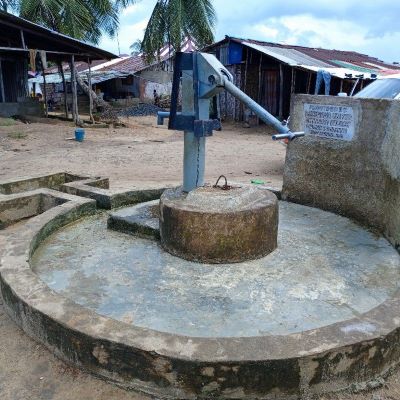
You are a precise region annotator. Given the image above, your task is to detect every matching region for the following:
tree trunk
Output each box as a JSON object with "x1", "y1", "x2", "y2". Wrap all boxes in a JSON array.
[{"x1": 76, "y1": 73, "x2": 110, "y2": 110}]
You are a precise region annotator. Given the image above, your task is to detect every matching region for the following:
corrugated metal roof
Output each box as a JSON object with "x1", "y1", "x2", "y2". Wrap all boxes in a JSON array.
[
  {"x1": 244, "y1": 42, "x2": 331, "y2": 68},
  {"x1": 0, "y1": 10, "x2": 117, "y2": 60},
  {"x1": 206, "y1": 36, "x2": 400, "y2": 77},
  {"x1": 45, "y1": 59, "x2": 109, "y2": 74},
  {"x1": 97, "y1": 55, "x2": 146, "y2": 73},
  {"x1": 29, "y1": 70, "x2": 130, "y2": 84},
  {"x1": 297, "y1": 65, "x2": 376, "y2": 79}
]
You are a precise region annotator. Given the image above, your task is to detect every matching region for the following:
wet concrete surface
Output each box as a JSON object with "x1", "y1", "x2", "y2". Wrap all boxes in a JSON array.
[{"x1": 31, "y1": 202, "x2": 400, "y2": 338}]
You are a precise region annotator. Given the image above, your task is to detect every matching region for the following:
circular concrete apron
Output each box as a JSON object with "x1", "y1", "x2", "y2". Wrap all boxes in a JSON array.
[
  {"x1": 31, "y1": 201, "x2": 400, "y2": 338},
  {"x1": 2, "y1": 200, "x2": 400, "y2": 399}
]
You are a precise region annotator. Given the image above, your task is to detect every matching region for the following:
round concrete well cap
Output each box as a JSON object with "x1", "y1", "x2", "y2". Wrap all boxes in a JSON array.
[{"x1": 159, "y1": 184, "x2": 278, "y2": 263}]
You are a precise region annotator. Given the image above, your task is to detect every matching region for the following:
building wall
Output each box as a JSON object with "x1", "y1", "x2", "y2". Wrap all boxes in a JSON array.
[
  {"x1": 0, "y1": 55, "x2": 28, "y2": 102},
  {"x1": 283, "y1": 94, "x2": 400, "y2": 248},
  {"x1": 219, "y1": 64, "x2": 243, "y2": 121},
  {"x1": 137, "y1": 70, "x2": 174, "y2": 102},
  {"x1": 0, "y1": 99, "x2": 43, "y2": 117},
  {"x1": 142, "y1": 80, "x2": 172, "y2": 102}
]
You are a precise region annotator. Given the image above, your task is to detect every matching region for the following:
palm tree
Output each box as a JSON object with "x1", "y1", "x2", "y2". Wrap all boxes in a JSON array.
[
  {"x1": 141, "y1": 0, "x2": 216, "y2": 61},
  {"x1": 9, "y1": 0, "x2": 136, "y2": 45},
  {"x1": 130, "y1": 39, "x2": 143, "y2": 55}
]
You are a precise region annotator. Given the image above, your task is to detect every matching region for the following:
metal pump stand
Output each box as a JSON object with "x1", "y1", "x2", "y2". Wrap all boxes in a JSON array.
[{"x1": 157, "y1": 52, "x2": 304, "y2": 192}]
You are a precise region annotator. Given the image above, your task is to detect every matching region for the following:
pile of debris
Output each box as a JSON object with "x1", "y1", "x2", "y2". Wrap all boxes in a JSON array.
[
  {"x1": 117, "y1": 103, "x2": 166, "y2": 117},
  {"x1": 158, "y1": 95, "x2": 171, "y2": 109},
  {"x1": 99, "y1": 107, "x2": 119, "y2": 122}
]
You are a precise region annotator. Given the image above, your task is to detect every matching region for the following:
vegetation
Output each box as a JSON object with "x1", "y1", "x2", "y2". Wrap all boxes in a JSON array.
[
  {"x1": 0, "y1": 118, "x2": 17, "y2": 127},
  {"x1": 141, "y1": 0, "x2": 216, "y2": 61},
  {"x1": 5, "y1": 0, "x2": 136, "y2": 44},
  {"x1": 7, "y1": 131, "x2": 28, "y2": 139},
  {"x1": 3, "y1": 0, "x2": 216, "y2": 60},
  {"x1": 130, "y1": 39, "x2": 142, "y2": 55}
]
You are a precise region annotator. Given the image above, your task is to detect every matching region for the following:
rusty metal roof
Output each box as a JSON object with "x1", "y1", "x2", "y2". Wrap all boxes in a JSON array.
[
  {"x1": 206, "y1": 36, "x2": 400, "y2": 74},
  {"x1": 97, "y1": 55, "x2": 147, "y2": 73}
]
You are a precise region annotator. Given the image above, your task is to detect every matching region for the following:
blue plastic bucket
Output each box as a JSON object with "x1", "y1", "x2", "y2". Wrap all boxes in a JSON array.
[{"x1": 75, "y1": 128, "x2": 85, "y2": 142}]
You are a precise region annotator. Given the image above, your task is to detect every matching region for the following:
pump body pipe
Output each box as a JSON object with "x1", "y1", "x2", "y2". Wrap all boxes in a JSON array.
[
  {"x1": 157, "y1": 52, "x2": 306, "y2": 192},
  {"x1": 223, "y1": 78, "x2": 290, "y2": 135},
  {"x1": 223, "y1": 77, "x2": 305, "y2": 140}
]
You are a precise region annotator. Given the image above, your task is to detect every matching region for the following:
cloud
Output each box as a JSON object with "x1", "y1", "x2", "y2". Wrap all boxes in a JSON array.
[
  {"x1": 121, "y1": 4, "x2": 142, "y2": 16},
  {"x1": 100, "y1": 19, "x2": 148, "y2": 55},
  {"x1": 99, "y1": 0, "x2": 400, "y2": 62},
  {"x1": 99, "y1": 0, "x2": 157, "y2": 55},
  {"x1": 213, "y1": 1, "x2": 400, "y2": 62}
]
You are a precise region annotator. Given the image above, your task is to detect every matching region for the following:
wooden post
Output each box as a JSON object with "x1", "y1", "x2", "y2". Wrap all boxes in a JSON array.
[
  {"x1": 20, "y1": 30, "x2": 26, "y2": 49},
  {"x1": 257, "y1": 54, "x2": 262, "y2": 103},
  {"x1": 87, "y1": 58, "x2": 94, "y2": 123},
  {"x1": 257, "y1": 54, "x2": 263, "y2": 125},
  {"x1": 306, "y1": 72, "x2": 312, "y2": 94},
  {"x1": 340, "y1": 80, "x2": 343, "y2": 93},
  {"x1": 23, "y1": 57, "x2": 29, "y2": 96},
  {"x1": 290, "y1": 68, "x2": 296, "y2": 94},
  {"x1": 42, "y1": 67, "x2": 48, "y2": 117},
  {"x1": 58, "y1": 61, "x2": 68, "y2": 118},
  {"x1": 279, "y1": 64, "x2": 284, "y2": 119},
  {"x1": 70, "y1": 55, "x2": 79, "y2": 124},
  {"x1": 0, "y1": 58, "x2": 5, "y2": 102},
  {"x1": 242, "y1": 48, "x2": 249, "y2": 122}
]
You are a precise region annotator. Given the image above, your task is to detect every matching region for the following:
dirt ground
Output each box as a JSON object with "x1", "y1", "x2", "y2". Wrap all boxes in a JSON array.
[
  {"x1": 0, "y1": 116, "x2": 400, "y2": 400},
  {"x1": 0, "y1": 116, "x2": 286, "y2": 190}
]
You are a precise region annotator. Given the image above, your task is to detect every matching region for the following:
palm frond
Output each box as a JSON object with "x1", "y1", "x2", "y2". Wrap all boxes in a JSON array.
[{"x1": 141, "y1": 0, "x2": 216, "y2": 62}]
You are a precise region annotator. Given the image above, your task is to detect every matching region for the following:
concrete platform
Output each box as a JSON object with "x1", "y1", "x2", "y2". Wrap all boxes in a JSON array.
[
  {"x1": 32, "y1": 202, "x2": 400, "y2": 337},
  {"x1": 107, "y1": 199, "x2": 160, "y2": 239},
  {"x1": 2, "y1": 191, "x2": 400, "y2": 398}
]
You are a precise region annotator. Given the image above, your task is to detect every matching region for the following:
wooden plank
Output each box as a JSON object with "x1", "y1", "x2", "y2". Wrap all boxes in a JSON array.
[
  {"x1": 70, "y1": 55, "x2": 79, "y2": 124},
  {"x1": 20, "y1": 30, "x2": 26, "y2": 49},
  {"x1": 257, "y1": 54, "x2": 263, "y2": 125},
  {"x1": 23, "y1": 57, "x2": 29, "y2": 96},
  {"x1": 0, "y1": 59, "x2": 5, "y2": 102},
  {"x1": 290, "y1": 68, "x2": 296, "y2": 94},
  {"x1": 57, "y1": 61, "x2": 68, "y2": 118},
  {"x1": 242, "y1": 48, "x2": 249, "y2": 121},
  {"x1": 87, "y1": 58, "x2": 94, "y2": 123},
  {"x1": 0, "y1": 46, "x2": 93, "y2": 57},
  {"x1": 42, "y1": 68, "x2": 48, "y2": 117},
  {"x1": 279, "y1": 64, "x2": 284, "y2": 119},
  {"x1": 258, "y1": 54, "x2": 262, "y2": 103},
  {"x1": 306, "y1": 72, "x2": 312, "y2": 94}
]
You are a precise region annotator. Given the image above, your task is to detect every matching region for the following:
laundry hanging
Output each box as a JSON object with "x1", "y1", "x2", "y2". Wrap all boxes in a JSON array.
[{"x1": 314, "y1": 70, "x2": 332, "y2": 95}]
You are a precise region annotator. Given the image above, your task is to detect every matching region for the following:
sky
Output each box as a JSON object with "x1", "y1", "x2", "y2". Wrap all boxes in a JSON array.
[{"x1": 99, "y1": 0, "x2": 400, "y2": 63}]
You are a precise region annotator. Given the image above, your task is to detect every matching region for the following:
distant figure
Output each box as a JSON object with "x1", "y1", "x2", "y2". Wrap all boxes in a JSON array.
[
  {"x1": 47, "y1": 94, "x2": 55, "y2": 111},
  {"x1": 153, "y1": 89, "x2": 160, "y2": 107}
]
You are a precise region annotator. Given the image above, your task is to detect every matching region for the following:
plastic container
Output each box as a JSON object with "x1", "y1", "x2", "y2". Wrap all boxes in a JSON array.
[{"x1": 75, "y1": 128, "x2": 85, "y2": 142}]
